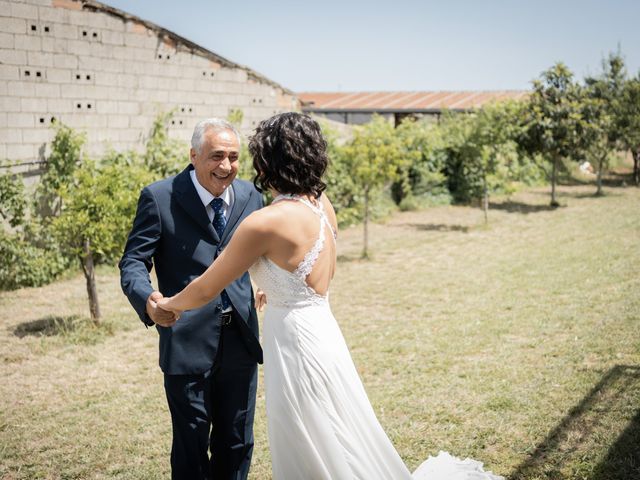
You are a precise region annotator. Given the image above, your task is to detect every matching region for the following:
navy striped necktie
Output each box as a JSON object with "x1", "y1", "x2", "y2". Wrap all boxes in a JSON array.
[{"x1": 211, "y1": 197, "x2": 231, "y2": 310}]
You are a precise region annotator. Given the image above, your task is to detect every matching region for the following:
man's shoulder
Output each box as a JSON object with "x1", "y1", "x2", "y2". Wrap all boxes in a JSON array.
[
  {"x1": 144, "y1": 169, "x2": 187, "y2": 196},
  {"x1": 145, "y1": 176, "x2": 172, "y2": 193},
  {"x1": 232, "y1": 177, "x2": 257, "y2": 192},
  {"x1": 232, "y1": 178, "x2": 261, "y2": 203}
]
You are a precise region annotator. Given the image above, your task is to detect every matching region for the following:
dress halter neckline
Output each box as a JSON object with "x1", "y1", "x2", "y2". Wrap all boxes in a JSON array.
[
  {"x1": 271, "y1": 193, "x2": 336, "y2": 241},
  {"x1": 273, "y1": 193, "x2": 318, "y2": 205}
]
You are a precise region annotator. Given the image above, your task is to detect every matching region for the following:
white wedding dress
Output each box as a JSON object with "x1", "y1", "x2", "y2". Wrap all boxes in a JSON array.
[{"x1": 249, "y1": 195, "x2": 503, "y2": 480}]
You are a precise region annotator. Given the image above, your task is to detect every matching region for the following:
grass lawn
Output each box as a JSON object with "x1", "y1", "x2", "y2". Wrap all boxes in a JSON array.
[{"x1": 1, "y1": 179, "x2": 638, "y2": 479}]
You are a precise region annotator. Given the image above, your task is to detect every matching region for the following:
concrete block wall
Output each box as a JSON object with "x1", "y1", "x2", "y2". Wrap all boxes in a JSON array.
[{"x1": 0, "y1": 0, "x2": 300, "y2": 174}]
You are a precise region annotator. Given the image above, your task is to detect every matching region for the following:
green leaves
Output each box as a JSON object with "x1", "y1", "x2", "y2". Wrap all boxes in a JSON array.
[
  {"x1": 0, "y1": 230, "x2": 68, "y2": 290},
  {"x1": 36, "y1": 123, "x2": 86, "y2": 218},
  {"x1": 143, "y1": 110, "x2": 188, "y2": 177},
  {"x1": 0, "y1": 116, "x2": 162, "y2": 291},
  {"x1": 52, "y1": 159, "x2": 153, "y2": 264},
  {"x1": 527, "y1": 62, "x2": 585, "y2": 161},
  {"x1": 437, "y1": 101, "x2": 530, "y2": 205},
  {"x1": 0, "y1": 173, "x2": 26, "y2": 228},
  {"x1": 345, "y1": 115, "x2": 404, "y2": 189}
]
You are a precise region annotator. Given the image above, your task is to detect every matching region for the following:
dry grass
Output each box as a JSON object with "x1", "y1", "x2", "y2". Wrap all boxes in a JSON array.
[{"x1": 1, "y1": 180, "x2": 638, "y2": 479}]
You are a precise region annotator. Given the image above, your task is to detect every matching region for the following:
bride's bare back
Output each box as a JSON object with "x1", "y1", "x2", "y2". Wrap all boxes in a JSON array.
[
  {"x1": 162, "y1": 193, "x2": 338, "y2": 312},
  {"x1": 263, "y1": 194, "x2": 337, "y2": 296}
]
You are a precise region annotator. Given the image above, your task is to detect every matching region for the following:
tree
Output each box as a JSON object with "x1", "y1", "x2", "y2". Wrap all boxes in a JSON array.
[
  {"x1": 436, "y1": 102, "x2": 524, "y2": 222},
  {"x1": 343, "y1": 115, "x2": 405, "y2": 258},
  {"x1": 52, "y1": 154, "x2": 152, "y2": 323},
  {"x1": 35, "y1": 123, "x2": 85, "y2": 218},
  {"x1": 468, "y1": 101, "x2": 523, "y2": 222},
  {"x1": 144, "y1": 110, "x2": 187, "y2": 177},
  {"x1": 0, "y1": 172, "x2": 26, "y2": 228},
  {"x1": 1, "y1": 116, "x2": 186, "y2": 294},
  {"x1": 0, "y1": 126, "x2": 79, "y2": 291},
  {"x1": 320, "y1": 121, "x2": 361, "y2": 226},
  {"x1": 583, "y1": 53, "x2": 627, "y2": 195},
  {"x1": 525, "y1": 63, "x2": 584, "y2": 206},
  {"x1": 617, "y1": 75, "x2": 640, "y2": 185},
  {"x1": 392, "y1": 118, "x2": 444, "y2": 209}
]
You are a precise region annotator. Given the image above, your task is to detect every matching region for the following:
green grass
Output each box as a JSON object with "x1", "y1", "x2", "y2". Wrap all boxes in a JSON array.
[{"x1": 1, "y1": 179, "x2": 638, "y2": 479}]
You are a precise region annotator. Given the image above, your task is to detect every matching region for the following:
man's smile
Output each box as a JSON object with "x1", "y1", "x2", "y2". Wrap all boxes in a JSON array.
[{"x1": 213, "y1": 171, "x2": 231, "y2": 179}]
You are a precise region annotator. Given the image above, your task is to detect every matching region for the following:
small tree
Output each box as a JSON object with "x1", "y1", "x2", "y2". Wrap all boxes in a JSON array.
[
  {"x1": 392, "y1": 118, "x2": 444, "y2": 208},
  {"x1": 583, "y1": 53, "x2": 627, "y2": 195},
  {"x1": 321, "y1": 121, "x2": 361, "y2": 226},
  {"x1": 35, "y1": 123, "x2": 85, "y2": 219},
  {"x1": 53, "y1": 156, "x2": 152, "y2": 323},
  {"x1": 0, "y1": 126, "x2": 78, "y2": 290},
  {"x1": 525, "y1": 62, "x2": 584, "y2": 206},
  {"x1": 436, "y1": 103, "x2": 523, "y2": 222},
  {"x1": 468, "y1": 101, "x2": 523, "y2": 222},
  {"x1": 144, "y1": 111, "x2": 187, "y2": 177},
  {"x1": 0, "y1": 172, "x2": 26, "y2": 228},
  {"x1": 343, "y1": 115, "x2": 405, "y2": 258},
  {"x1": 617, "y1": 76, "x2": 640, "y2": 185}
]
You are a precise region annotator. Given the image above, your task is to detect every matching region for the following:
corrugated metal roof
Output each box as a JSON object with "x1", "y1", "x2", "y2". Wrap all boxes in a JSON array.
[{"x1": 299, "y1": 91, "x2": 528, "y2": 112}]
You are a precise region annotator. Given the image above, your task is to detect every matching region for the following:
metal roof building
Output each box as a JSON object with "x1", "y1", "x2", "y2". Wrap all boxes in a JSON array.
[{"x1": 299, "y1": 91, "x2": 528, "y2": 125}]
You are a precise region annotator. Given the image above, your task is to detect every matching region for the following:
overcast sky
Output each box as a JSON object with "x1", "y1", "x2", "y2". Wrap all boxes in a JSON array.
[{"x1": 100, "y1": 0, "x2": 640, "y2": 92}]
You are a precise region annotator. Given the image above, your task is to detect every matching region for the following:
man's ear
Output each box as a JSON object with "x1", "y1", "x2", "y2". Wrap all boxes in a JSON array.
[{"x1": 189, "y1": 148, "x2": 196, "y2": 164}]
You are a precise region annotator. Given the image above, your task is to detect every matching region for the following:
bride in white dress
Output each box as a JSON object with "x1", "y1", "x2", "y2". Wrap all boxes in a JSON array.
[{"x1": 159, "y1": 112, "x2": 503, "y2": 480}]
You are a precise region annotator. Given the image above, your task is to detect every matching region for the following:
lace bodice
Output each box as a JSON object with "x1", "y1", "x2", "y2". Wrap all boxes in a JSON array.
[{"x1": 249, "y1": 194, "x2": 336, "y2": 308}]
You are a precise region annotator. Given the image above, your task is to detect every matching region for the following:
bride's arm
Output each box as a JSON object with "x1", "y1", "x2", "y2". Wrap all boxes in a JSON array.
[{"x1": 159, "y1": 212, "x2": 269, "y2": 313}]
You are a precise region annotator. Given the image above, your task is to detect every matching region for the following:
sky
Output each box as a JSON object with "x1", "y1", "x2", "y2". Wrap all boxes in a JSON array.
[{"x1": 100, "y1": 0, "x2": 640, "y2": 93}]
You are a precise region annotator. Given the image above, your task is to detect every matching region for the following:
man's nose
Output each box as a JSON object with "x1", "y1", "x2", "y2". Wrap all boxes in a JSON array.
[{"x1": 219, "y1": 157, "x2": 231, "y2": 170}]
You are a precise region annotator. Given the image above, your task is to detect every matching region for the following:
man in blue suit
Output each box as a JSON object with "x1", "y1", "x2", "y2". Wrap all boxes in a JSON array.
[{"x1": 119, "y1": 118, "x2": 264, "y2": 480}]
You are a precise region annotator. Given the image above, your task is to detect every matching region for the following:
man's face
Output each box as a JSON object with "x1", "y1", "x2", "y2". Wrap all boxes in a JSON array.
[{"x1": 190, "y1": 128, "x2": 240, "y2": 197}]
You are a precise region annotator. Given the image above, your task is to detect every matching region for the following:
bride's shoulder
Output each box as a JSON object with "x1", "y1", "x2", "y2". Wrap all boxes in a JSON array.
[
  {"x1": 241, "y1": 203, "x2": 287, "y2": 233},
  {"x1": 319, "y1": 193, "x2": 338, "y2": 234}
]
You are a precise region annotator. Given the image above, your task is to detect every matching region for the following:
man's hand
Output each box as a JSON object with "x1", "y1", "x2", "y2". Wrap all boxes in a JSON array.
[
  {"x1": 256, "y1": 289, "x2": 267, "y2": 312},
  {"x1": 146, "y1": 291, "x2": 177, "y2": 327}
]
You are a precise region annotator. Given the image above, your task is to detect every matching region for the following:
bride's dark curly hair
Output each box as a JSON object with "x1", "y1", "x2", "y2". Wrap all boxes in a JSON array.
[{"x1": 248, "y1": 112, "x2": 328, "y2": 198}]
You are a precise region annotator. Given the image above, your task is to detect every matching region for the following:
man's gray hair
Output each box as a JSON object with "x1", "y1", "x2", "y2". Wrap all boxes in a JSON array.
[{"x1": 191, "y1": 118, "x2": 241, "y2": 153}]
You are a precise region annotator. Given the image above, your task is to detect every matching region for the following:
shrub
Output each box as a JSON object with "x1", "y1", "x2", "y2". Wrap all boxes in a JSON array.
[{"x1": 0, "y1": 231, "x2": 67, "y2": 290}]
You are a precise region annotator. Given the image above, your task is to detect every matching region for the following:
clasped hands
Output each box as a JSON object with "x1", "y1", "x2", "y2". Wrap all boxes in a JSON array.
[{"x1": 146, "y1": 289, "x2": 267, "y2": 327}]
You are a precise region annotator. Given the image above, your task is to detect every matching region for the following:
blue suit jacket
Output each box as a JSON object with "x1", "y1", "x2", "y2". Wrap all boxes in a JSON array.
[{"x1": 119, "y1": 165, "x2": 263, "y2": 374}]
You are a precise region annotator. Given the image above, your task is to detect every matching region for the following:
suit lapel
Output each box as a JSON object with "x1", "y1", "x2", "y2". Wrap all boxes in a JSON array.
[
  {"x1": 173, "y1": 166, "x2": 220, "y2": 243},
  {"x1": 221, "y1": 180, "x2": 252, "y2": 245}
]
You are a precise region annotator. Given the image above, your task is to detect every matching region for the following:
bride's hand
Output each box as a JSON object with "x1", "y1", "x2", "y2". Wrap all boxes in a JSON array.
[
  {"x1": 157, "y1": 297, "x2": 183, "y2": 319},
  {"x1": 256, "y1": 289, "x2": 267, "y2": 312}
]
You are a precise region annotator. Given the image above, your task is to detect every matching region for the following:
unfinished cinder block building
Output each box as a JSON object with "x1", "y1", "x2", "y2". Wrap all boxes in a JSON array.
[{"x1": 0, "y1": 0, "x2": 299, "y2": 175}]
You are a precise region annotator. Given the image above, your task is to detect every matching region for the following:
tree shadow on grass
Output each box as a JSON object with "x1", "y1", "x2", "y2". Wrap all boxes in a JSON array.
[
  {"x1": 397, "y1": 223, "x2": 470, "y2": 233},
  {"x1": 509, "y1": 365, "x2": 640, "y2": 480},
  {"x1": 601, "y1": 170, "x2": 635, "y2": 188},
  {"x1": 13, "y1": 315, "x2": 81, "y2": 338},
  {"x1": 561, "y1": 190, "x2": 624, "y2": 200},
  {"x1": 556, "y1": 169, "x2": 635, "y2": 189},
  {"x1": 488, "y1": 201, "x2": 560, "y2": 214}
]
